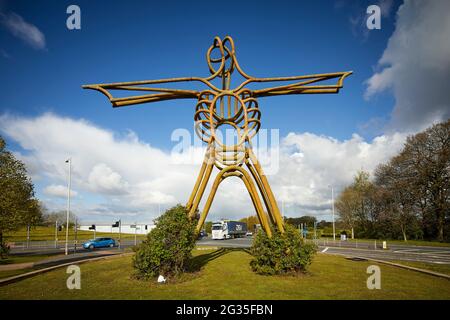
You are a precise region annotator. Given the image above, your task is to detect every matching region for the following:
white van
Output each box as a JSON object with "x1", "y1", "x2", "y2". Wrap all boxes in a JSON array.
[{"x1": 212, "y1": 220, "x2": 247, "y2": 240}]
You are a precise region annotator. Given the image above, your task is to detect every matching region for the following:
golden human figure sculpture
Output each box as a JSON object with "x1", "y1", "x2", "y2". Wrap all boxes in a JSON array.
[{"x1": 83, "y1": 36, "x2": 351, "y2": 237}]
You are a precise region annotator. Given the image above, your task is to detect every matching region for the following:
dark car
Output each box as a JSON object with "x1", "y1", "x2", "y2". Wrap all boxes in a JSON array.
[
  {"x1": 198, "y1": 230, "x2": 208, "y2": 239},
  {"x1": 83, "y1": 237, "x2": 116, "y2": 250}
]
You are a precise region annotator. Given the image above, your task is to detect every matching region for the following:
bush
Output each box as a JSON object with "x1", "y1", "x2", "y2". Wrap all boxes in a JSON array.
[
  {"x1": 250, "y1": 224, "x2": 317, "y2": 275},
  {"x1": 0, "y1": 241, "x2": 10, "y2": 259},
  {"x1": 133, "y1": 205, "x2": 197, "y2": 280}
]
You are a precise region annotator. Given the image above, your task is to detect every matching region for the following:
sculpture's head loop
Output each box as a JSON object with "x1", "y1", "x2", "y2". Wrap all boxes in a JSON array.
[{"x1": 206, "y1": 37, "x2": 235, "y2": 79}]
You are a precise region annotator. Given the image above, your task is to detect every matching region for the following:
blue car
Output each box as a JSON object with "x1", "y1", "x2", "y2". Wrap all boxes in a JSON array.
[{"x1": 83, "y1": 237, "x2": 116, "y2": 250}]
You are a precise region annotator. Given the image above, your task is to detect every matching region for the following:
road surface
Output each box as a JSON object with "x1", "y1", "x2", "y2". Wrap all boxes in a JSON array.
[
  {"x1": 197, "y1": 237, "x2": 450, "y2": 265},
  {"x1": 8, "y1": 237, "x2": 450, "y2": 265}
]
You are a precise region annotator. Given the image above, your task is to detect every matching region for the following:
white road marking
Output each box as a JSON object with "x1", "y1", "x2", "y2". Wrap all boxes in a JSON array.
[
  {"x1": 422, "y1": 251, "x2": 450, "y2": 255},
  {"x1": 322, "y1": 247, "x2": 329, "y2": 253},
  {"x1": 394, "y1": 249, "x2": 422, "y2": 253},
  {"x1": 394, "y1": 249, "x2": 450, "y2": 256}
]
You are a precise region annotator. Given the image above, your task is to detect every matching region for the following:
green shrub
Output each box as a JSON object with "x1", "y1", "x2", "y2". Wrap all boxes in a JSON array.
[
  {"x1": 0, "y1": 241, "x2": 10, "y2": 259},
  {"x1": 250, "y1": 224, "x2": 317, "y2": 275},
  {"x1": 132, "y1": 205, "x2": 197, "y2": 280}
]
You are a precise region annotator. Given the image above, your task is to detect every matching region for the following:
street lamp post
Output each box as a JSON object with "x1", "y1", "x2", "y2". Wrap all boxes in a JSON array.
[
  {"x1": 119, "y1": 219, "x2": 122, "y2": 250},
  {"x1": 65, "y1": 158, "x2": 72, "y2": 255},
  {"x1": 74, "y1": 218, "x2": 78, "y2": 253},
  {"x1": 134, "y1": 222, "x2": 137, "y2": 246},
  {"x1": 55, "y1": 220, "x2": 58, "y2": 248},
  {"x1": 26, "y1": 225, "x2": 30, "y2": 249},
  {"x1": 329, "y1": 185, "x2": 336, "y2": 242}
]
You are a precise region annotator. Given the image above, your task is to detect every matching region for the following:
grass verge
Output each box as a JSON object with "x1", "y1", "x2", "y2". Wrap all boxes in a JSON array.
[
  {"x1": 388, "y1": 260, "x2": 450, "y2": 276},
  {"x1": 1, "y1": 248, "x2": 450, "y2": 299},
  {"x1": 0, "y1": 254, "x2": 65, "y2": 279},
  {"x1": 4, "y1": 226, "x2": 146, "y2": 242},
  {"x1": 0, "y1": 254, "x2": 63, "y2": 266}
]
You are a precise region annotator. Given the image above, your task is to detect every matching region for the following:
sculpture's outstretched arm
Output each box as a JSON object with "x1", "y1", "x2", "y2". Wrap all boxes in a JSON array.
[
  {"x1": 237, "y1": 71, "x2": 352, "y2": 97},
  {"x1": 82, "y1": 77, "x2": 218, "y2": 107}
]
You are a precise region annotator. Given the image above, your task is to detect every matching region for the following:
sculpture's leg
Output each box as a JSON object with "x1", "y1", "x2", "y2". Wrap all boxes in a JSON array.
[
  {"x1": 195, "y1": 166, "x2": 272, "y2": 238},
  {"x1": 195, "y1": 172, "x2": 223, "y2": 234},
  {"x1": 186, "y1": 144, "x2": 211, "y2": 211},
  {"x1": 245, "y1": 158, "x2": 276, "y2": 226},
  {"x1": 188, "y1": 146, "x2": 215, "y2": 219},
  {"x1": 247, "y1": 149, "x2": 285, "y2": 233},
  {"x1": 238, "y1": 169, "x2": 272, "y2": 237}
]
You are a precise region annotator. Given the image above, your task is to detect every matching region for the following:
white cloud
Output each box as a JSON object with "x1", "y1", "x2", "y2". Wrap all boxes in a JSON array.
[
  {"x1": 88, "y1": 163, "x2": 129, "y2": 195},
  {"x1": 365, "y1": 0, "x2": 450, "y2": 132},
  {"x1": 0, "y1": 12, "x2": 46, "y2": 50},
  {"x1": 274, "y1": 132, "x2": 406, "y2": 215},
  {"x1": 43, "y1": 184, "x2": 77, "y2": 198},
  {"x1": 0, "y1": 113, "x2": 196, "y2": 222},
  {"x1": 130, "y1": 186, "x2": 176, "y2": 207},
  {"x1": 0, "y1": 113, "x2": 407, "y2": 222},
  {"x1": 379, "y1": 0, "x2": 394, "y2": 17}
]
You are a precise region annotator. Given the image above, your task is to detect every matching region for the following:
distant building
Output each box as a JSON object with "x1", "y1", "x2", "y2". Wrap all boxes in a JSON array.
[{"x1": 79, "y1": 223, "x2": 155, "y2": 235}]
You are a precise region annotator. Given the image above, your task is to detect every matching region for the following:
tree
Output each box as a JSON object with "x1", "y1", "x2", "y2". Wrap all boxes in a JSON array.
[
  {"x1": 204, "y1": 221, "x2": 212, "y2": 234},
  {"x1": 401, "y1": 120, "x2": 450, "y2": 241},
  {"x1": 0, "y1": 136, "x2": 42, "y2": 257},
  {"x1": 374, "y1": 153, "x2": 420, "y2": 241},
  {"x1": 335, "y1": 186, "x2": 359, "y2": 239},
  {"x1": 374, "y1": 120, "x2": 449, "y2": 241},
  {"x1": 25, "y1": 199, "x2": 45, "y2": 227},
  {"x1": 239, "y1": 215, "x2": 259, "y2": 232},
  {"x1": 335, "y1": 171, "x2": 376, "y2": 238},
  {"x1": 317, "y1": 220, "x2": 332, "y2": 229},
  {"x1": 284, "y1": 216, "x2": 317, "y2": 228},
  {"x1": 133, "y1": 205, "x2": 197, "y2": 280},
  {"x1": 356, "y1": 171, "x2": 381, "y2": 238},
  {"x1": 336, "y1": 120, "x2": 449, "y2": 242},
  {"x1": 42, "y1": 210, "x2": 78, "y2": 227}
]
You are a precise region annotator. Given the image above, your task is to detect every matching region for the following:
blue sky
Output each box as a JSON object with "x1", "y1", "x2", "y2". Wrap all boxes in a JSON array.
[
  {"x1": 1, "y1": 0, "x2": 448, "y2": 223},
  {"x1": 0, "y1": 0, "x2": 399, "y2": 145}
]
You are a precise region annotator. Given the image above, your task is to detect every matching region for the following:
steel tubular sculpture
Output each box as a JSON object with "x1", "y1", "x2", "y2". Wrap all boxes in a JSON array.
[{"x1": 83, "y1": 36, "x2": 352, "y2": 237}]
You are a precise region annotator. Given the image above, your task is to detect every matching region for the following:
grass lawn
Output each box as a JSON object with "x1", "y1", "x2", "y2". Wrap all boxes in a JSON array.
[
  {"x1": 0, "y1": 254, "x2": 66, "y2": 280},
  {"x1": 389, "y1": 260, "x2": 450, "y2": 276},
  {"x1": 0, "y1": 254, "x2": 63, "y2": 266},
  {"x1": 4, "y1": 226, "x2": 147, "y2": 242},
  {"x1": 1, "y1": 248, "x2": 450, "y2": 299},
  {"x1": 0, "y1": 268, "x2": 36, "y2": 280}
]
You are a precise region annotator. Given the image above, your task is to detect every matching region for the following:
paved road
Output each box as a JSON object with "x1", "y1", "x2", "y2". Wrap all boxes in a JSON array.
[
  {"x1": 197, "y1": 237, "x2": 253, "y2": 248},
  {"x1": 198, "y1": 237, "x2": 450, "y2": 265},
  {"x1": 1, "y1": 249, "x2": 123, "y2": 272},
  {"x1": 9, "y1": 240, "x2": 138, "y2": 256},
  {"x1": 9, "y1": 237, "x2": 450, "y2": 265},
  {"x1": 321, "y1": 246, "x2": 450, "y2": 264}
]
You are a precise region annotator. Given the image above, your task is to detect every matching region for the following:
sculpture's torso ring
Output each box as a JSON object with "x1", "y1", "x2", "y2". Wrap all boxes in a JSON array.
[{"x1": 194, "y1": 90, "x2": 261, "y2": 169}]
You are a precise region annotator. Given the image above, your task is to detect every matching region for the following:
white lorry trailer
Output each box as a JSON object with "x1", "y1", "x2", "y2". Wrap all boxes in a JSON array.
[{"x1": 212, "y1": 220, "x2": 247, "y2": 240}]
